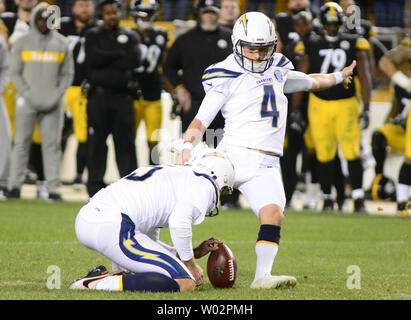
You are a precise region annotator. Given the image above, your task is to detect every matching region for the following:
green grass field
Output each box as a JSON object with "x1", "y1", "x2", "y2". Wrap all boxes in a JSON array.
[{"x1": 0, "y1": 199, "x2": 410, "y2": 301}]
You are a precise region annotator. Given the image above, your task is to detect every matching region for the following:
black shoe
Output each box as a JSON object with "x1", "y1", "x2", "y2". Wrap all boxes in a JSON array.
[
  {"x1": 354, "y1": 198, "x2": 367, "y2": 214},
  {"x1": 322, "y1": 199, "x2": 334, "y2": 212},
  {"x1": 7, "y1": 188, "x2": 20, "y2": 199},
  {"x1": 48, "y1": 193, "x2": 63, "y2": 201}
]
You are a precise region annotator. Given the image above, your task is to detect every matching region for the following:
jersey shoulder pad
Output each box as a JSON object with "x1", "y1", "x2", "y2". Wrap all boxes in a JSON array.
[
  {"x1": 294, "y1": 40, "x2": 306, "y2": 55},
  {"x1": 273, "y1": 53, "x2": 294, "y2": 70},
  {"x1": 202, "y1": 57, "x2": 243, "y2": 83}
]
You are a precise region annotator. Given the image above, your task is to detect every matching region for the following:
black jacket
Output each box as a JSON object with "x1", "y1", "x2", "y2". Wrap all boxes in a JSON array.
[
  {"x1": 85, "y1": 24, "x2": 141, "y2": 92},
  {"x1": 164, "y1": 25, "x2": 232, "y2": 102}
]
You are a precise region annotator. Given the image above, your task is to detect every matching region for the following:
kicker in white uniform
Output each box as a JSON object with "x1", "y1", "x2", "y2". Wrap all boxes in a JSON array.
[{"x1": 179, "y1": 11, "x2": 356, "y2": 290}]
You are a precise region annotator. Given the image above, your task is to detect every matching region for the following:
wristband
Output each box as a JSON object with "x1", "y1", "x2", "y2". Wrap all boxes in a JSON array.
[
  {"x1": 333, "y1": 72, "x2": 343, "y2": 85},
  {"x1": 182, "y1": 141, "x2": 193, "y2": 151}
]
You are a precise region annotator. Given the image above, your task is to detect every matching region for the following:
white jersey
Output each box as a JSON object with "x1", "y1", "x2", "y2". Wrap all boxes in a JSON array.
[
  {"x1": 90, "y1": 165, "x2": 219, "y2": 235},
  {"x1": 199, "y1": 53, "x2": 295, "y2": 155}
]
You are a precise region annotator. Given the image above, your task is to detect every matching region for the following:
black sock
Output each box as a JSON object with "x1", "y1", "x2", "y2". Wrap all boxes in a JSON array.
[
  {"x1": 348, "y1": 158, "x2": 363, "y2": 190},
  {"x1": 122, "y1": 272, "x2": 180, "y2": 292},
  {"x1": 371, "y1": 131, "x2": 387, "y2": 175},
  {"x1": 399, "y1": 162, "x2": 411, "y2": 185},
  {"x1": 317, "y1": 160, "x2": 334, "y2": 195}
]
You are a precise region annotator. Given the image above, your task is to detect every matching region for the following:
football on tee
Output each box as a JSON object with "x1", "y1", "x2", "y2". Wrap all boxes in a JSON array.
[{"x1": 207, "y1": 243, "x2": 237, "y2": 288}]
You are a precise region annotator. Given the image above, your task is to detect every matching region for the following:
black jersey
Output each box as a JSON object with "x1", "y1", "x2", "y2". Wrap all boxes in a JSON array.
[
  {"x1": 59, "y1": 17, "x2": 97, "y2": 86},
  {"x1": 298, "y1": 32, "x2": 370, "y2": 100},
  {"x1": 274, "y1": 12, "x2": 299, "y2": 49},
  {"x1": 0, "y1": 12, "x2": 19, "y2": 34},
  {"x1": 274, "y1": 11, "x2": 319, "y2": 50},
  {"x1": 132, "y1": 27, "x2": 168, "y2": 101},
  {"x1": 0, "y1": 11, "x2": 30, "y2": 39}
]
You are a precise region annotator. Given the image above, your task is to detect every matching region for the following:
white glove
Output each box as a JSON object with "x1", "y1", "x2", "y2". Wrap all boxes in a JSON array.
[{"x1": 392, "y1": 71, "x2": 411, "y2": 93}]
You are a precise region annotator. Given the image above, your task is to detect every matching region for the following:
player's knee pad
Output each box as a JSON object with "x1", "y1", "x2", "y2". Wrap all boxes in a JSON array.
[
  {"x1": 122, "y1": 272, "x2": 180, "y2": 292},
  {"x1": 371, "y1": 130, "x2": 387, "y2": 154}
]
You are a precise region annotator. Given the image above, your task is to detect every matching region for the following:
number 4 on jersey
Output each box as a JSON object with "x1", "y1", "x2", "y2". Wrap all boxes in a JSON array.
[{"x1": 260, "y1": 84, "x2": 279, "y2": 128}]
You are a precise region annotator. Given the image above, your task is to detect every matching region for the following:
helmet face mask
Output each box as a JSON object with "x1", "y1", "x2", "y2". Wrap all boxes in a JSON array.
[
  {"x1": 232, "y1": 12, "x2": 277, "y2": 73},
  {"x1": 319, "y1": 2, "x2": 344, "y2": 40},
  {"x1": 131, "y1": 0, "x2": 159, "y2": 30}
]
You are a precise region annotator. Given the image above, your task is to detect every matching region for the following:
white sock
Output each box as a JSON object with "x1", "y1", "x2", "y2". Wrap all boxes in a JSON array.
[
  {"x1": 352, "y1": 188, "x2": 364, "y2": 200},
  {"x1": 254, "y1": 242, "x2": 278, "y2": 281},
  {"x1": 93, "y1": 275, "x2": 121, "y2": 291},
  {"x1": 396, "y1": 183, "x2": 409, "y2": 203}
]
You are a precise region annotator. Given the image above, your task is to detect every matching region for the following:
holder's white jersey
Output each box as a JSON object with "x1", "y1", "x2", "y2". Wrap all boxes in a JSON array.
[
  {"x1": 90, "y1": 165, "x2": 219, "y2": 235},
  {"x1": 200, "y1": 53, "x2": 294, "y2": 155}
]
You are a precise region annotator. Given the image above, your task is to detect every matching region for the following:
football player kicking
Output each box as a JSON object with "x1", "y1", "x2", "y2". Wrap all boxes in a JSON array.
[
  {"x1": 69, "y1": 149, "x2": 235, "y2": 292},
  {"x1": 178, "y1": 11, "x2": 356, "y2": 289}
]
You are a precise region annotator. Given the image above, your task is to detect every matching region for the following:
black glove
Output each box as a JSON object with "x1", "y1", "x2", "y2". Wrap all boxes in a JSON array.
[
  {"x1": 170, "y1": 94, "x2": 182, "y2": 120},
  {"x1": 288, "y1": 107, "x2": 307, "y2": 133},
  {"x1": 359, "y1": 104, "x2": 370, "y2": 130}
]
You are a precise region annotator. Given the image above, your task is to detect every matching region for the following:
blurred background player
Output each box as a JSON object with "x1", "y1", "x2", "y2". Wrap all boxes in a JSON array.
[
  {"x1": 378, "y1": 35, "x2": 411, "y2": 215},
  {"x1": 280, "y1": 10, "x2": 316, "y2": 209},
  {"x1": 130, "y1": 0, "x2": 168, "y2": 165},
  {"x1": 8, "y1": 3, "x2": 74, "y2": 200},
  {"x1": 338, "y1": 0, "x2": 378, "y2": 192},
  {"x1": 84, "y1": 0, "x2": 141, "y2": 197},
  {"x1": 369, "y1": 83, "x2": 407, "y2": 202},
  {"x1": 164, "y1": 0, "x2": 232, "y2": 141},
  {"x1": 59, "y1": 0, "x2": 97, "y2": 189},
  {"x1": 274, "y1": 0, "x2": 313, "y2": 53},
  {"x1": 295, "y1": 2, "x2": 371, "y2": 213},
  {"x1": 0, "y1": 0, "x2": 49, "y2": 198}
]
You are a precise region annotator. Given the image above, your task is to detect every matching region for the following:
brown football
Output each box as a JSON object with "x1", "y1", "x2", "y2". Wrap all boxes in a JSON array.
[{"x1": 207, "y1": 243, "x2": 237, "y2": 288}]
